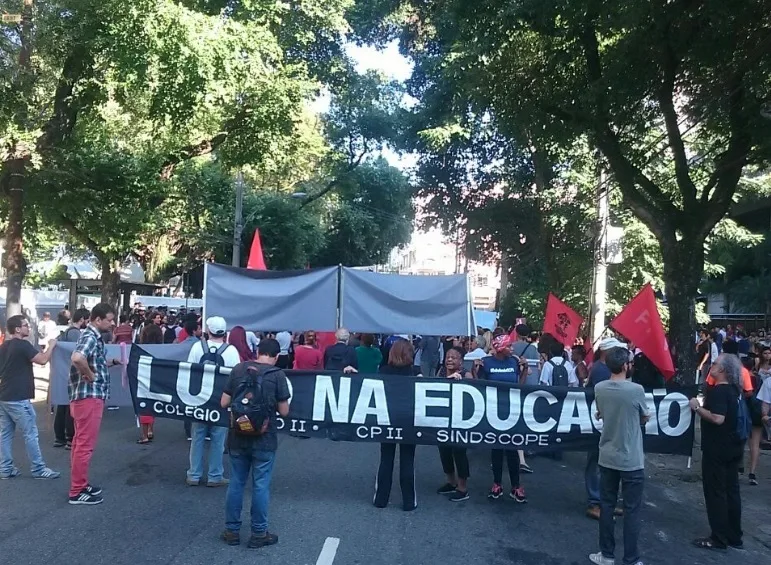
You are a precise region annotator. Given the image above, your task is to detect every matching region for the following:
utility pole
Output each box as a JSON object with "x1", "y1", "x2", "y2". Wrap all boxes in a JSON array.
[
  {"x1": 589, "y1": 167, "x2": 609, "y2": 344},
  {"x1": 231, "y1": 171, "x2": 244, "y2": 267}
]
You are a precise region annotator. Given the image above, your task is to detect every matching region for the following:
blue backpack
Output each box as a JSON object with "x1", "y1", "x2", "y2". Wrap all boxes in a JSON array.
[{"x1": 735, "y1": 390, "x2": 752, "y2": 442}]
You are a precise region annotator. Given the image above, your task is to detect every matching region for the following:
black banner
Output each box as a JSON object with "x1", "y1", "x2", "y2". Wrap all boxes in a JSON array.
[{"x1": 127, "y1": 346, "x2": 696, "y2": 454}]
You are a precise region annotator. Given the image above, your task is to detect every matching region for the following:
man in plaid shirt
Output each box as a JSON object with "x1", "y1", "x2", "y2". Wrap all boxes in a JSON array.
[{"x1": 68, "y1": 303, "x2": 120, "y2": 506}]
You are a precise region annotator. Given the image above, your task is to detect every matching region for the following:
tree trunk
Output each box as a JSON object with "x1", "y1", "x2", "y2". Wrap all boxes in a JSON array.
[
  {"x1": 100, "y1": 258, "x2": 121, "y2": 310},
  {"x1": 661, "y1": 238, "x2": 703, "y2": 385},
  {"x1": 2, "y1": 158, "x2": 28, "y2": 317}
]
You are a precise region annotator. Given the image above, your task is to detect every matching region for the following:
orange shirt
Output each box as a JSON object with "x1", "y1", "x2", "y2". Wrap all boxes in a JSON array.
[{"x1": 705, "y1": 366, "x2": 753, "y2": 392}]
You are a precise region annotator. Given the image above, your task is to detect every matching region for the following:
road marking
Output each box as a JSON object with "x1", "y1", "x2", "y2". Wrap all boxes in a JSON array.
[{"x1": 315, "y1": 537, "x2": 340, "y2": 565}]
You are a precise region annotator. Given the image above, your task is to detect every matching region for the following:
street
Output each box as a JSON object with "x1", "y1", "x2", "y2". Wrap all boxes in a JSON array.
[{"x1": 1, "y1": 404, "x2": 769, "y2": 565}]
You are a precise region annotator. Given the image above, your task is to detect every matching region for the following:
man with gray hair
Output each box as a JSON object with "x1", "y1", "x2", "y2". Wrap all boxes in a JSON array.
[
  {"x1": 590, "y1": 346, "x2": 650, "y2": 565},
  {"x1": 689, "y1": 352, "x2": 744, "y2": 551},
  {"x1": 323, "y1": 328, "x2": 358, "y2": 372}
]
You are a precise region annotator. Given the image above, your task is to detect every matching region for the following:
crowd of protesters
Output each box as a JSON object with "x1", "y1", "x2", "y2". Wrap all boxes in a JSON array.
[{"x1": 2, "y1": 305, "x2": 770, "y2": 563}]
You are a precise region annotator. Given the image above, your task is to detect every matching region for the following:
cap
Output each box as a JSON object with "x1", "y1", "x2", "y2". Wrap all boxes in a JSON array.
[
  {"x1": 599, "y1": 337, "x2": 628, "y2": 351},
  {"x1": 492, "y1": 334, "x2": 513, "y2": 352},
  {"x1": 206, "y1": 316, "x2": 227, "y2": 337}
]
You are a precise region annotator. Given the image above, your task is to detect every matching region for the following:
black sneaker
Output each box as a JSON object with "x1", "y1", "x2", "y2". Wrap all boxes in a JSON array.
[
  {"x1": 53, "y1": 439, "x2": 66, "y2": 448},
  {"x1": 247, "y1": 532, "x2": 278, "y2": 549},
  {"x1": 437, "y1": 483, "x2": 457, "y2": 495},
  {"x1": 69, "y1": 490, "x2": 104, "y2": 505},
  {"x1": 85, "y1": 484, "x2": 102, "y2": 496},
  {"x1": 450, "y1": 490, "x2": 470, "y2": 502},
  {"x1": 749, "y1": 473, "x2": 758, "y2": 486},
  {"x1": 65, "y1": 442, "x2": 72, "y2": 451}
]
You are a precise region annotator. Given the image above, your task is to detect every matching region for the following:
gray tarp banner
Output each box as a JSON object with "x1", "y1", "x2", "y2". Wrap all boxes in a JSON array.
[
  {"x1": 49, "y1": 342, "x2": 194, "y2": 406},
  {"x1": 340, "y1": 268, "x2": 475, "y2": 335},
  {"x1": 204, "y1": 263, "x2": 338, "y2": 331}
]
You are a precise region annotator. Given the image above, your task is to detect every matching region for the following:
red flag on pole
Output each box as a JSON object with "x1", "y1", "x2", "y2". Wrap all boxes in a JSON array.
[
  {"x1": 246, "y1": 228, "x2": 267, "y2": 270},
  {"x1": 610, "y1": 284, "x2": 675, "y2": 379},
  {"x1": 542, "y1": 293, "x2": 584, "y2": 347}
]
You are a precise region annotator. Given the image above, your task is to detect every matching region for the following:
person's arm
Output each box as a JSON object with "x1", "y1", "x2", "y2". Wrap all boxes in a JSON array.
[
  {"x1": 698, "y1": 351, "x2": 709, "y2": 370},
  {"x1": 276, "y1": 373, "x2": 291, "y2": 416},
  {"x1": 689, "y1": 390, "x2": 727, "y2": 425},
  {"x1": 31, "y1": 339, "x2": 57, "y2": 365},
  {"x1": 221, "y1": 372, "x2": 237, "y2": 408},
  {"x1": 70, "y1": 334, "x2": 96, "y2": 381},
  {"x1": 539, "y1": 362, "x2": 551, "y2": 385},
  {"x1": 637, "y1": 387, "x2": 651, "y2": 424}
]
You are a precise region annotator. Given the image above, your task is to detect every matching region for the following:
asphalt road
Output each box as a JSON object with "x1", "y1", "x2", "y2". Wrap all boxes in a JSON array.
[{"x1": 1, "y1": 405, "x2": 768, "y2": 565}]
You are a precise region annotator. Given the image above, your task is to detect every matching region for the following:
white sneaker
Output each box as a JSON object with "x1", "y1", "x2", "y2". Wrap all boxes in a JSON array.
[
  {"x1": 32, "y1": 467, "x2": 61, "y2": 479},
  {"x1": 589, "y1": 553, "x2": 615, "y2": 565}
]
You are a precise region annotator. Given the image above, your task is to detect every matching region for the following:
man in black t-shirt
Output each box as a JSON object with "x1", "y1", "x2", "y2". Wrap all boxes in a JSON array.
[
  {"x1": 0, "y1": 315, "x2": 60, "y2": 479},
  {"x1": 689, "y1": 353, "x2": 744, "y2": 551},
  {"x1": 220, "y1": 338, "x2": 290, "y2": 549}
]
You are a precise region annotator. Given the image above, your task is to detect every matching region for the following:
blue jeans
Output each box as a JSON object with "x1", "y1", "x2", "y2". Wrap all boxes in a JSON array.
[
  {"x1": 225, "y1": 446, "x2": 276, "y2": 534},
  {"x1": 0, "y1": 400, "x2": 46, "y2": 475},
  {"x1": 599, "y1": 466, "x2": 644, "y2": 565},
  {"x1": 586, "y1": 448, "x2": 601, "y2": 506},
  {"x1": 187, "y1": 423, "x2": 228, "y2": 482}
]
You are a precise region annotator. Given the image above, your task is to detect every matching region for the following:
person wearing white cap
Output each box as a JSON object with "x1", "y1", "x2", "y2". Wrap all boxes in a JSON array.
[
  {"x1": 185, "y1": 316, "x2": 239, "y2": 487},
  {"x1": 585, "y1": 337, "x2": 628, "y2": 520}
]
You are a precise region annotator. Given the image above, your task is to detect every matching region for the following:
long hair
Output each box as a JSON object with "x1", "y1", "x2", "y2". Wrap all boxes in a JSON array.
[
  {"x1": 228, "y1": 326, "x2": 255, "y2": 362},
  {"x1": 716, "y1": 353, "x2": 743, "y2": 392},
  {"x1": 388, "y1": 339, "x2": 414, "y2": 367},
  {"x1": 140, "y1": 324, "x2": 163, "y2": 345}
]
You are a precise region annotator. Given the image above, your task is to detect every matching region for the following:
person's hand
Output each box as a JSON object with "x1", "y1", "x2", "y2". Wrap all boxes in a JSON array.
[
  {"x1": 81, "y1": 372, "x2": 95, "y2": 382},
  {"x1": 762, "y1": 415, "x2": 770, "y2": 423},
  {"x1": 109, "y1": 358, "x2": 123, "y2": 368},
  {"x1": 594, "y1": 411, "x2": 602, "y2": 421},
  {"x1": 446, "y1": 372, "x2": 462, "y2": 380},
  {"x1": 689, "y1": 398, "x2": 700, "y2": 411},
  {"x1": 343, "y1": 366, "x2": 358, "y2": 374}
]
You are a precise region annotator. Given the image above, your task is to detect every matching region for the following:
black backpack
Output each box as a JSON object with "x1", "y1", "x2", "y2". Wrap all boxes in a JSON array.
[
  {"x1": 230, "y1": 363, "x2": 277, "y2": 436},
  {"x1": 548, "y1": 359, "x2": 570, "y2": 387},
  {"x1": 198, "y1": 338, "x2": 230, "y2": 366},
  {"x1": 164, "y1": 326, "x2": 177, "y2": 344}
]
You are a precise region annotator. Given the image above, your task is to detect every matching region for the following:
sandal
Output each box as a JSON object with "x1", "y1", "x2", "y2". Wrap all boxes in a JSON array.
[
  {"x1": 693, "y1": 537, "x2": 727, "y2": 551},
  {"x1": 147, "y1": 434, "x2": 154, "y2": 441},
  {"x1": 137, "y1": 438, "x2": 150, "y2": 445}
]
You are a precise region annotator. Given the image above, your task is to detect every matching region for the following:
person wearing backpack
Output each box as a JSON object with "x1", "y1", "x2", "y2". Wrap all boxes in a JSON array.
[
  {"x1": 690, "y1": 353, "x2": 745, "y2": 551},
  {"x1": 539, "y1": 339, "x2": 579, "y2": 387},
  {"x1": 219, "y1": 338, "x2": 290, "y2": 549},
  {"x1": 185, "y1": 316, "x2": 240, "y2": 488}
]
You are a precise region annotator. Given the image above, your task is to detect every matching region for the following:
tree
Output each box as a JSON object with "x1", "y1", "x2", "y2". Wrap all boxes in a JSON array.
[{"x1": 352, "y1": 0, "x2": 771, "y2": 380}]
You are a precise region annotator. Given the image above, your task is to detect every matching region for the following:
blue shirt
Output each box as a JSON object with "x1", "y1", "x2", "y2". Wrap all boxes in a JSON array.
[
  {"x1": 587, "y1": 360, "x2": 611, "y2": 388},
  {"x1": 478, "y1": 356, "x2": 520, "y2": 383}
]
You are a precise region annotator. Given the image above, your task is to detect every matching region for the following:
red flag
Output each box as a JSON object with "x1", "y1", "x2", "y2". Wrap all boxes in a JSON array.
[
  {"x1": 247, "y1": 229, "x2": 267, "y2": 270},
  {"x1": 610, "y1": 284, "x2": 675, "y2": 379},
  {"x1": 542, "y1": 293, "x2": 583, "y2": 347}
]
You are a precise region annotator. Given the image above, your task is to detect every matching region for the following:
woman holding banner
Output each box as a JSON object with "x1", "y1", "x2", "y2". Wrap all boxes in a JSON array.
[
  {"x1": 137, "y1": 324, "x2": 163, "y2": 444},
  {"x1": 436, "y1": 347, "x2": 473, "y2": 502},
  {"x1": 373, "y1": 340, "x2": 418, "y2": 511}
]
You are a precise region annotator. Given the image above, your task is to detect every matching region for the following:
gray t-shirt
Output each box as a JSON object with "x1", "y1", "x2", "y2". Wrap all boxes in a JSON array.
[
  {"x1": 595, "y1": 379, "x2": 650, "y2": 472},
  {"x1": 512, "y1": 340, "x2": 540, "y2": 385}
]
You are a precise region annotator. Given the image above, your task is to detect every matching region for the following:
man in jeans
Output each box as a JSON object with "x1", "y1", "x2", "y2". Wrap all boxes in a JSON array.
[
  {"x1": 0, "y1": 315, "x2": 60, "y2": 480},
  {"x1": 69, "y1": 303, "x2": 119, "y2": 505},
  {"x1": 186, "y1": 316, "x2": 239, "y2": 486},
  {"x1": 590, "y1": 346, "x2": 650, "y2": 565},
  {"x1": 220, "y1": 338, "x2": 290, "y2": 549}
]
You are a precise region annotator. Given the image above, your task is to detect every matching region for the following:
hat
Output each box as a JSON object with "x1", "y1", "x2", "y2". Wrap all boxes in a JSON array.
[
  {"x1": 206, "y1": 316, "x2": 227, "y2": 337},
  {"x1": 599, "y1": 337, "x2": 628, "y2": 351},
  {"x1": 492, "y1": 334, "x2": 513, "y2": 352}
]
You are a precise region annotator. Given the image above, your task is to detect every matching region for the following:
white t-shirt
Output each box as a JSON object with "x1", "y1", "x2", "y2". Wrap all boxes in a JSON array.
[
  {"x1": 276, "y1": 331, "x2": 291, "y2": 356},
  {"x1": 539, "y1": 356, "x2": 579, "y2": 386},
  {"x1": 38, "y1": 319, "x2": 58, "y2": 344},
  {"x1": 710, "y1": 342, "x2": 719, "y2": 363},
  {"x1": 758, "y1": 378, "x2": 771, "y2": 404},
  {"x1": 246, "y1": 331, "x2": 260, "y2": 353},
  {"x1": 187, "y1": 339, "x2": 240, "y2": 368}
]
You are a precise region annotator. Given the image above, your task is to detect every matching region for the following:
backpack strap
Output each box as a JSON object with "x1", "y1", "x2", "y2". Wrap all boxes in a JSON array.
[{"x1": 215, "y1": 342, "x2": 230, "y2": 357}]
